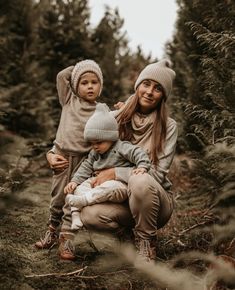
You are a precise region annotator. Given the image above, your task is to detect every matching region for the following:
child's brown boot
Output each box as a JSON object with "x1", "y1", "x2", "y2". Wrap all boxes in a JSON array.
[{"x1": 35, "y1": 225, "x2": 58, "y2": 249}]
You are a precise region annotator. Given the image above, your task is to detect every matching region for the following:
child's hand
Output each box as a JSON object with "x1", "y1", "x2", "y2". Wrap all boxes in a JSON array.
[
  {"x1": 64, "y1": 182, "x2": 77, "y2": 194},
  {"x1": 114, "y1": 102, "x2": 125, "y2": 110},
  {"x1": 132, "y1": 167, "x2": 147, "y2": 175}
]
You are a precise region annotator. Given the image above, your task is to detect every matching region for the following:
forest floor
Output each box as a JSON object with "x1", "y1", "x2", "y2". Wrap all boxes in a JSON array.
[{"x1": 0, "y1": 132, "x2": 233, "y2": 290}]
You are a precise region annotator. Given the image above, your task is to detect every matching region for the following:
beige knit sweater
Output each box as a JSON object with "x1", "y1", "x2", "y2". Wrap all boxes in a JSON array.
[
  {"x1": 53, "y1": 66, "x2": 97, "y2": 154},
  {"x1": 114, "y1": 110, "x2": 178, "y2": 190}
]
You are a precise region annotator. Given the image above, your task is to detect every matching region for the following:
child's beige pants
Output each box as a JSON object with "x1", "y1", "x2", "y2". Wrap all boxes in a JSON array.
[
  {"x1": 73, "y1": 178, "x2": 127, "y2": 206},
  {"x1": 49, "y1": 147, "x2": 87, "y2": 227}
]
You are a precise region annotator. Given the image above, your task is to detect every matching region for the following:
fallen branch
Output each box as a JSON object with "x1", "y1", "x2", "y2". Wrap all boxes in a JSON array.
[
  {"x1": 25, "y1": 267, "x2": 128, "y2": 280},
  {"x1": 25, "y1": 266, "x2": 87, "y2": 278}
]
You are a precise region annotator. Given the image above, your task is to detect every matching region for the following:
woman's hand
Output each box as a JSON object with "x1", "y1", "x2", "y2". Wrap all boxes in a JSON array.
[
  {"x1": 64, "y1": 182, "x2": 77, "y2": 194},
  {"x1": 132, "y1": 167, "x2": 147, "y2": 175},
  {"x1": 91, "y1": 168, "x2": 116, "y2": 188},
  {"x1": 47, "y1": 152, "x2": 69, "y2": 173}
]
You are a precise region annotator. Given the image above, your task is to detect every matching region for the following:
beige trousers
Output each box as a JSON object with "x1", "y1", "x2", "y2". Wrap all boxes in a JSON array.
[{"x1": 61, "y1": 173, "x2": 174, "y2": 239}]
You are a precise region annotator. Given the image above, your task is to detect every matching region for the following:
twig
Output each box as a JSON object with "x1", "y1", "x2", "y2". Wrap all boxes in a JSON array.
[
  {"x1": 25, "y1": 266, "x2": 87, "y2": 278},
  {"x1": 165, "y1": 220, "x2": 212, "y2": 245},
  {"x1": 73, "y1": 274, "x2": 100, "y2": 279},
  {"x1": 165, "y1": 205, "x2": 218, "y2": 246},
  {"x1": 128, "y1": 279, "x2": 133, "y2": 290},
  {"x1": 76, "y1": 269, "x2": 129, "y2": 280}
]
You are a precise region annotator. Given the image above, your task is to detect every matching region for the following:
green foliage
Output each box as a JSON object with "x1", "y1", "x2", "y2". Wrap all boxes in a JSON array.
[
  {"x1": 168, "y1": 0, "x2": 235, "y2": 252},
  {"x1": 169, "y1": 0, "x2": 234, "y2": 151},
  {"x1": 206, "y1": 142, "x2": 235, "y2": 244}
]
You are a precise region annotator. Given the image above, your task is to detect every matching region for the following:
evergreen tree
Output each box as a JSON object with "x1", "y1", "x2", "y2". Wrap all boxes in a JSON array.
[
  {"x1": 90, "y1": 6, "x2": 130, "y2": 106},
  {"x1": 168, "y1": 0, "x2": 235, "y2": 150},
  {"x1": 0, "y1": 0, "x2": 56, "y2": 138},
  {"x1": 0, "y1": 0, "x2": 32, "y2": 86},
  {"x1": 34, "y1": 0, "x2": 92, "y2": 82}
]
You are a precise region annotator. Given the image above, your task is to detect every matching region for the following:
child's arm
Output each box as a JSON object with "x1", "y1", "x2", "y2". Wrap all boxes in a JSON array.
[
  {"x1": 56, "y1": 66, "x2": 74, "y2": 105},
  {"x1": 119, "y1": 141, "x2": 151, "y2": 171},
  {"x1": 112, "y1": 141, "x2": 151, "y2": 183},
  {"x1": 71, "y1": 151, "x2": 96, "y2": 185}
]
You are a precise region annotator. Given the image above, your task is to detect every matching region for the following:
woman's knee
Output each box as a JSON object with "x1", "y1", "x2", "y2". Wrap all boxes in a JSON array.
[
  {"x1": 80, "y1": 205, "x2": 99, "y2": 229},
  {"x1": 81, "y1": 203, "x2": 128, "y2": 232},
  {"x1": 128, "y1": 173, "x2": 154, "y2": 200}
]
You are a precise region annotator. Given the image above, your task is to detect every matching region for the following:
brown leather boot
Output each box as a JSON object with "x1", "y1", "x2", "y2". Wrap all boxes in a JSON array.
[
  {"x1": 35, "y1": 225, "x2": 58, "y2": 249},
  {"x1": 58, "y1": 235, "x2": 76, "y2": 261},
  {"x1": 134, "y1": 233, "x2": 156, "y2": 262}
]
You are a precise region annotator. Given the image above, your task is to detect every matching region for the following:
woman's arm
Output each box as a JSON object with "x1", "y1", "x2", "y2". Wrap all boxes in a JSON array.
[
  {"x1": 149, "y1": 118, "x2": 178, "y2": 185},
  {"x1": 91, "y1": 167, "x2": 134, "y2": 187},
  {"x1": 90, "y1": 168, "x2": 116, "y2": 187}
]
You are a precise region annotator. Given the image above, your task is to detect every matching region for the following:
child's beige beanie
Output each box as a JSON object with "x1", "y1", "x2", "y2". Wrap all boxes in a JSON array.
[{"x1": 71, "y1": 59, "x2": 103, "y2": 95}]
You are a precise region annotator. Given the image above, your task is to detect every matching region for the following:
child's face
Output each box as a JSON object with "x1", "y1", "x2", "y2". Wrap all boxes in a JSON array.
[
  {"x1": 90, "y1": 141, "x2": 113, "y2": 154},
  {"x1": 77, "y1": 72, "x2": 101, "y2": 103}
]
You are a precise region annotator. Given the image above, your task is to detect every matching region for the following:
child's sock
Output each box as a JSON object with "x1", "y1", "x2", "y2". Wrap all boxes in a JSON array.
[{"x1": 71, "y1": 211, "x2": 83, "y2": 230}]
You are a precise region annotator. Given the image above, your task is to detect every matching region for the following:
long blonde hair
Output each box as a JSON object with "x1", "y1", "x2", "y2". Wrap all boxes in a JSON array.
[{"x1": 117, "y1": 93, "x2": 168, "y2": 166}]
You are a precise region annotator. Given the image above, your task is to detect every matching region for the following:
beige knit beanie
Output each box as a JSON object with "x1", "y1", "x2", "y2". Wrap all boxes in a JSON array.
[
  {"x1": 84, "y1": 104, "x2": 119, "y2": 142},
  {"x1": 71, "y1": 59, "x2": 103, "y2": 96},
  {"x1": 134, "y1": 59, "x2": 176, "y2": 98}
]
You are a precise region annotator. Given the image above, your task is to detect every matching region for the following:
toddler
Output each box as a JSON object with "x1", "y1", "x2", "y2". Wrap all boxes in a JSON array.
[{"x1": 64, "y1": 105, "x2": 151, "y2": 230}]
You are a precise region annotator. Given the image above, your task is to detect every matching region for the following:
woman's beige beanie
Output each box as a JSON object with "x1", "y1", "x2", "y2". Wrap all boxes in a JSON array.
[{"x1": 134, "y1": 59, "x2": 176, "y2": 98}]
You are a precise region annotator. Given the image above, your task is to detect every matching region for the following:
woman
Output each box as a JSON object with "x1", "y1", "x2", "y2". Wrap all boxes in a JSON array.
[{"x1": 49, "y1": 59, "x2": 178, "y2": 262}]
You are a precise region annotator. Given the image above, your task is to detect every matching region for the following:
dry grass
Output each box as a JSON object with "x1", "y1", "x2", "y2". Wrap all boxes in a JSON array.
[{"x1": 1, "y1": 153, "x2": 234, "y2": 289}]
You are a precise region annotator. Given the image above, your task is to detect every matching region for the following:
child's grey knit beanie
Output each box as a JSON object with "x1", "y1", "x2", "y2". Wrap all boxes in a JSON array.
[
  {"x1": 84, "y1": 104, "x2": 119, "y2": 142},
  {"x1": 71, "y1": 59, "x2": 103, "y2": 95},
  {"x1": 134, "y1": 59, "x2": 176, "y2": 98}
]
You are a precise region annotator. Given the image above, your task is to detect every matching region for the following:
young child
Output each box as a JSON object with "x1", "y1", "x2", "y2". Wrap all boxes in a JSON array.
[
  {"x1": 35, "y1": 59, "x2": 105, "y2": 249},
  {"x1": 64, "y1": 105, "x2": 151, "y2": 230}
]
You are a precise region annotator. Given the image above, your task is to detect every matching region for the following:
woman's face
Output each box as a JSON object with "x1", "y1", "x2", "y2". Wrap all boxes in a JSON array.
[{"x1": 137, "y1": 79, "x2": 164, "y2": 114}]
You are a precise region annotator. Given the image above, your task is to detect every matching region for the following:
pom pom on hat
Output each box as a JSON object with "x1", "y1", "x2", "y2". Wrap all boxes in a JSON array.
[
  {"x1": 71, "y1": 59, "x2": 103, "y2": 95},
  {"x1": 134, "y1": 59, "x2": 176, "y2": 98},
  {"x1": 84, "y1": 104, "x2": 119, "y2": 142}
]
